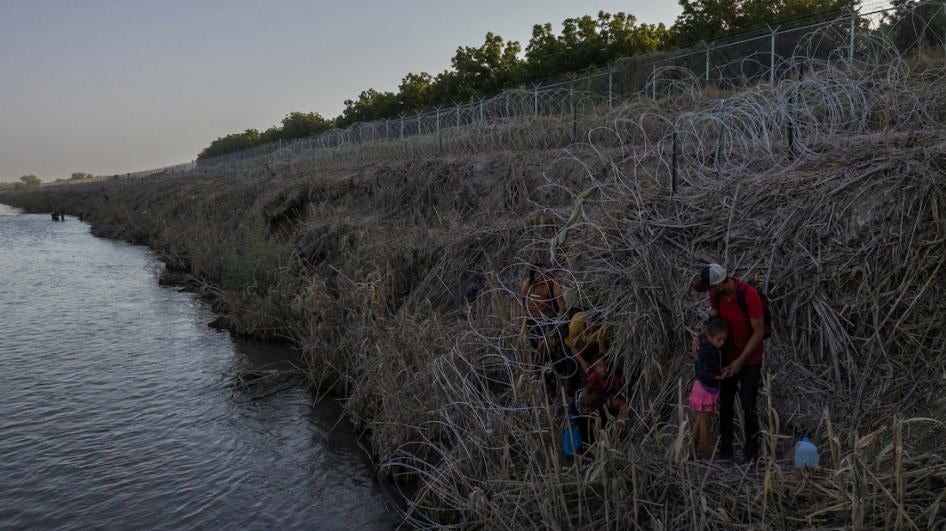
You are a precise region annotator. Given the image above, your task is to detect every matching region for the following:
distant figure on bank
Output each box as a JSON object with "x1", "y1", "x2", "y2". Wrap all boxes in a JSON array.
[
  {"x1": 691, "y1": 263, "x2": 767, "y2": 462},
  {"x1": 689, "y1": 319, "x2": 728, "y2": 459},
  {"x1": 77, "y1": 212, "x2": 85, "y2": 222},
  {"x1": 51, "y1": 211, "x2": 59, "y2": 221}
]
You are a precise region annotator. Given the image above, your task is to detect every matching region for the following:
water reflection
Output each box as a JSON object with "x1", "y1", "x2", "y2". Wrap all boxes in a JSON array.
[{"x1": 0, "y1": 208, "x2": 394, "y2": 530}]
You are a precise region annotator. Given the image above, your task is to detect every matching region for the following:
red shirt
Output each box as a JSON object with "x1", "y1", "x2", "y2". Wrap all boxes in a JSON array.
[
  {"x1": 709, "y1": 279, "x2": 765, "y2": 365},
  {"x1": 587, "y1": 370, "x2": 621, "y2": 394}
]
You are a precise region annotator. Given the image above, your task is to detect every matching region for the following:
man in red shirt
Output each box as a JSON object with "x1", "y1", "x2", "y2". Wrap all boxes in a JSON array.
[{"x1": 692, "y1": 263, "x2": 765, "y2": 462}]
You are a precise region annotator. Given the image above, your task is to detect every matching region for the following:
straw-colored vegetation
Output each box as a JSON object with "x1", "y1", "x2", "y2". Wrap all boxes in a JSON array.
[
  {"x1": 5, "y1": 136, "x2": 945, "y2": 528},
  {"x1": 3, "y1": 16, "x2": 946, "y2": 530}
]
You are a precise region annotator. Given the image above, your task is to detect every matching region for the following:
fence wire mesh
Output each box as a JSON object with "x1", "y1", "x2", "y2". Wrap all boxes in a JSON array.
[{"x1": 110, "y1": 2, "x2": 945, "y2": 183}]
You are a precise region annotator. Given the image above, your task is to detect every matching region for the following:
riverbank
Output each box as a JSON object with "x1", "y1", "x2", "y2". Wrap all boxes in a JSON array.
[
  {"x1": 0, "y1": 209, "x2": 395, "y2": 529},
  {"x1": 0, "y1": 151, "x2": 558, "y2": 450},
  {"x1": 4, "y1": 127, "x2": 946, "y2": 527}
]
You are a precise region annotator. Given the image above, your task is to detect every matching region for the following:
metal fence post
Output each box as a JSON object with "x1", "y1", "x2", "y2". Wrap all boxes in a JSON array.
[
  {"x1": 705, "y1": 43, "x2": 711, "y2": 84},
  {"x1": 651, "y1": 63, "x2": 657, "y2": 100},
  {"x1": 787, "y1": 118, "x2": 795, "y2": 159},
  {"x1": 533, "y1": 85, "x2": 539, "y2": 116},
  {"x1": 769, "y1": 27, "x2": 777, "y2": 85},
  {"x1": 479, "y1": 99, "x2": 485, "y2": 124},
  {"x1": 400, "y1": 116, "x2": 404, "y2": 139},
  {"x1": 787, "y1": 90, "x2": 796, "y2": 159},
  {"x1": 456, "y1": 104, "x2": 461, "y2": 127},
  {"x1": 570, "y1": 82, "x2": 577, "y2": 143},
  {"x1": 716, "y1": 100, "x2": 725, "y2": 177},
  {"x1": 436, "y1": 108, "x2": 442, "y2": 151},
  {"x1": 943, "y1": 2, "x2": 946, "y2": 66},
  {"x1": 671, "y1": 129, "x2": 678, "y2": 196},
  {"x1": 607, "y1": 67, "x2": 613, "y2": 109},
  {"x1": 277, "y1": 139, "x2": 283, "y2": 171},
  {"x1": 848, "y1": 12, "x2": 856, "y2": 63}
]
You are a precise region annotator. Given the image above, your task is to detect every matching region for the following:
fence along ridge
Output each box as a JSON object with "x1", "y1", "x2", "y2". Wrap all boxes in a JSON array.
[{"x1": 112, "y1": 1, "x2": 944, "y2": 180}]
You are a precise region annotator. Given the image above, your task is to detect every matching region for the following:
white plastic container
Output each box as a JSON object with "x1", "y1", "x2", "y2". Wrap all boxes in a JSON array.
[{"x1": 793, "y1": 436, "x2": 819, "y2": 469}]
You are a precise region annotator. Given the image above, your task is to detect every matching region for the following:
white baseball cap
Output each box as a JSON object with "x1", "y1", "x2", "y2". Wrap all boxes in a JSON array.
[{"x1": 691, "y1": 263, "x2": 727, "y2": 292}]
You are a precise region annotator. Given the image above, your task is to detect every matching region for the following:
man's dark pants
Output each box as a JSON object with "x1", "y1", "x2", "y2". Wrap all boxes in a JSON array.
[{"x1": 719, "y1": 363, "x2": 762, "y2": 460}]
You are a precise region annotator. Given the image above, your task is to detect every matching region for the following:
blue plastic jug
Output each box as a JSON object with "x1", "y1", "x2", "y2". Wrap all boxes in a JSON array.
[
  {"x1": 793, "y1": 436, "x2": 819, "y2": 468},
  {"x1": 562, "y1": 417, "x2": 583, "y2": 458}
]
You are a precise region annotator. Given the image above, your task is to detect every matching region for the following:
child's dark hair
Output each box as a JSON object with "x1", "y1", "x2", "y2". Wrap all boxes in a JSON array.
[
  {"x1": 706, "y1": 318, "x2": 729, "y2": 337},
  {"x1": 579, "y1": 389, "x2": 602, "y2": 412},
  {"x1": 527, "y1": 262, "x2": 549, "y2": 283}
]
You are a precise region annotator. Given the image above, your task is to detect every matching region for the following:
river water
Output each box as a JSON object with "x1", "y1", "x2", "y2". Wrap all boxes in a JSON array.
[{"x1": 0, "y1": 205, "x2": 395, "y2": 529}]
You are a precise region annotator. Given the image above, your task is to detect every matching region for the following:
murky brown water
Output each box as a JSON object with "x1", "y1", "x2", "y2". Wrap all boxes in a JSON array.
[{"x1": 0, "y1": 205, "x2": 395, "y2": 529}]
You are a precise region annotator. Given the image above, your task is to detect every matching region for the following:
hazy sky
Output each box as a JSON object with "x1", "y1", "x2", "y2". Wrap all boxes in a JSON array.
[{"x1": 0, "y1": 1, "x2": 684, "y2": 181}]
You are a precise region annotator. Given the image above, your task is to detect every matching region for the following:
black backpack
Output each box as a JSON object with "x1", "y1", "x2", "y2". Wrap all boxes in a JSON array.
[{"x1": 715, "y1": 284, "x2": 772, "y2": 339}]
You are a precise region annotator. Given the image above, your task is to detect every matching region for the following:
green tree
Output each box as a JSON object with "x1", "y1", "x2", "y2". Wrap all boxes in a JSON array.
[
  {"x1": 673, "y1": 0, "x2": 740, "y2": 45},
  {"x1": 19, "y1": 175, "x2": 41, "y2": 186},
  {"x1": 337, "y1": 88, "x2": 400, "y2": 127},
  {"x1": 448, "y1": 32, "x2": 522, "y2": 100},
  {"x1": 672, "y1": 0, "x2": 856, "y2": 46},
  {"x1": 197, "y1": 10, "x2": 672, "y2": 154},
  {"x1": 604, "y1": 13, "x2": 670, "y2": 60},
  {"x1": 523, "y1": 12, "x2": 669, "y2": 82},
  {"x1": 198, "y1": 3, "x2": 864, "y2": 160},
  {"x1": 884, "y1": 0, "x2": 946, "y2": 50},
  {"x1": 197, "y1": 129, "x2": 263, "y2": 160},
  {"x1": 261, "y1": 112, "x2": 334, "y2": 143},
  {"x1": 522, "y1": 22, "x2": 562, "y2": 81},
  {"x1": 398, "y1": 72, "x2": 434, "y2": 111},
  {"x1": 199, "y1": 112, "x2": 335, "y2": 159}
]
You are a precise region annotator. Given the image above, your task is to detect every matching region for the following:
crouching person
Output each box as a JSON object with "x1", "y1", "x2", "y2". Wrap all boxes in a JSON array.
[{"x1": 586, "y1": 357, "x2": 626, "y2": 420}]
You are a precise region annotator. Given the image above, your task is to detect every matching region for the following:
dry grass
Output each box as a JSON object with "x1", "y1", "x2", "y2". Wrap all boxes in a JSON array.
[{"x1": 3, "y1": 35, "x2": 946, "y2": 529}]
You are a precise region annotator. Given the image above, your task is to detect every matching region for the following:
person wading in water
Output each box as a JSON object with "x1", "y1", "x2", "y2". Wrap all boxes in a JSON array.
[{"x1": 691, "y1": 263, "x2": 768, "y2": 463}]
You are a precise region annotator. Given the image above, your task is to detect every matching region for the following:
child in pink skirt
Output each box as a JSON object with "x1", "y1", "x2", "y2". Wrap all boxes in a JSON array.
[{"x1": 689, "y1": 319, "x2": 728, "y2": 459}]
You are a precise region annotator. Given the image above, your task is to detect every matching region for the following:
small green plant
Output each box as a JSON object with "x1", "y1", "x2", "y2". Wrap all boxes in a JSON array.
[{"x1": 218, "y1": 215, "x2": 288, "y2": 293}]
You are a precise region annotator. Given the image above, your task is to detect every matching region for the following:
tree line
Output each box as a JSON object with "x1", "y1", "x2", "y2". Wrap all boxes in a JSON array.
[
  {"x1": 0, "y1": 172, "x2": 100, "y2": 188},
  {"x1": 197, "y1": 0, "x2": 904, "y2": 161}
]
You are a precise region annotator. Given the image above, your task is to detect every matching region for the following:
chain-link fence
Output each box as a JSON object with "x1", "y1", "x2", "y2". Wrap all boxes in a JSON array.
[{"x1": 113, "y1": 1, "x2": 945, "y2": 181}]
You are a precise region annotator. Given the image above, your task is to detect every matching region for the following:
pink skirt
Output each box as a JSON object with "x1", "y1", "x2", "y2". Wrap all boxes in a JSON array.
[{"x1": 688, "y1": 380, "x2": 719, "y2": 412}]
